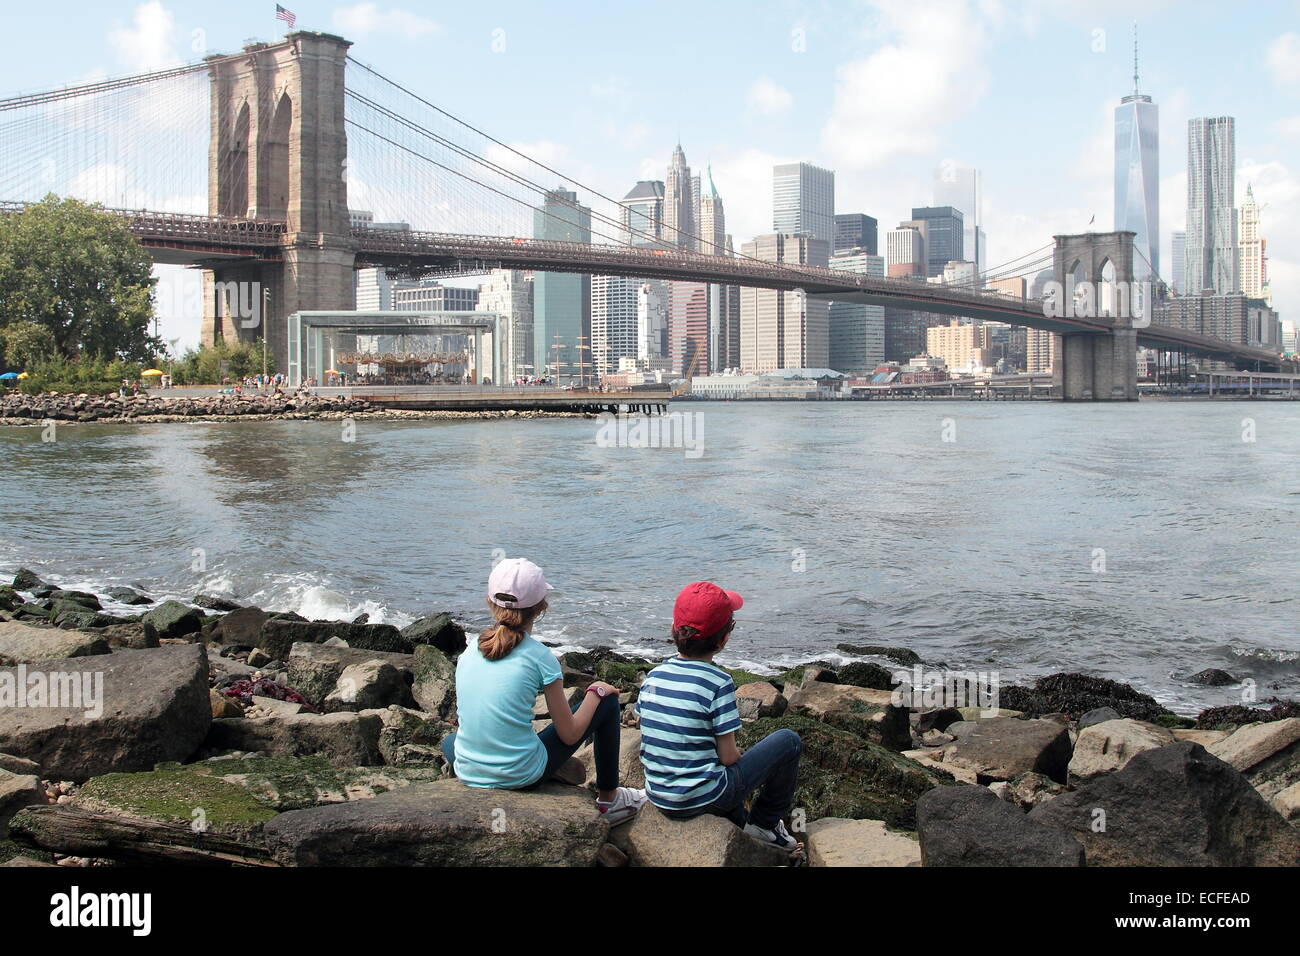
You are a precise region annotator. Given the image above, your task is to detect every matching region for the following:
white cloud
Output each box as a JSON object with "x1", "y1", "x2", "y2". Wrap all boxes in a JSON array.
[
  {"x1": 821, "y1": 0, "x2": 991, "y2": 170},
  {"x1": 332, "y1": 4, "x2": 441, "y2": 39},
  {"x1": 1267, "y1": 33, "x2": 1300, "y2": 89},
  {"x1": 745, "y1": 78, "x2": 793, "y2": 117},
  {"x1": 108, "y1": 1, "x2": 182, "y2": 72}
]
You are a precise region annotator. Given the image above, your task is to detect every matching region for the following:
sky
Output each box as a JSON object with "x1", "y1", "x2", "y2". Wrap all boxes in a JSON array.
[{"x1": 4, "y1": 0, "x2": 1300, "y2": 350}]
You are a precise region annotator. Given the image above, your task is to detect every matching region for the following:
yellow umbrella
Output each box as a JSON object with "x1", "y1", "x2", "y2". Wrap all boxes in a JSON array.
[
  {"x1": 17, "y1": 372, "x2": 29, "y2": 379},
  {"x1": 141, "y1": 369, "x2": 164, "y2": 376},
  {"x1": 324, "y1": 369, "x2": 340, "y2": 375}
]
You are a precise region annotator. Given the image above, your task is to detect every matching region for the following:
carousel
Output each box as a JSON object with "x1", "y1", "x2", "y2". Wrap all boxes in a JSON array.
[{"x1": 334, "y1": 347, "x2": 471, "y2": 385}]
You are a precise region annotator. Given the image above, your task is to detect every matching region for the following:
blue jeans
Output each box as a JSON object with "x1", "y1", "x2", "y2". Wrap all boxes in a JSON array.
[
  {"x1": 441, "y1": 693, "x2": 622, "y2": 792},
  {"x1": 660, "y1": 728, "x2": 803, "y2": 830}
]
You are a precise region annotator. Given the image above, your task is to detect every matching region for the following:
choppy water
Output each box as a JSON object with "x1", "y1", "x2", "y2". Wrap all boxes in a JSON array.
[{"x1": 2, "y1": 401, "x2": 1298, "y2": 714}]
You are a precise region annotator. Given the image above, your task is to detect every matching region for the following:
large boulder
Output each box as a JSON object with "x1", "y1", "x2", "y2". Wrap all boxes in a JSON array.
[
  {"x1": 623, "y1": 803, "x2": 793, "y2": 867},
  {"x1": 411, "y1": 644, "x2": 457, "y2": 718},
  {"x1": 259, "y1": 619, "x2": 412, "y2": 660},
  {"x1": 401, "y1": 613, "x2": 467, "y2": 656},
  {"x1": 284, "y1": 642, "x2": 416, "y2": 708},
  {"x1": 0, "y1": 644, "x2": 211, "y2": 781},
  {"x1": 917, "y1": 784, "x2": 1085, "y2": 867},
  {"x1": 202, "y1": 755, "x2": 442, "y2": 810},
  {"x1": 804, "y1": 817, "x2": 921, "y2": 867},
  {"x1": 737, "y1": 715, "x2": 953, "y2": 828},
  {"x1": 574, "y1": 727, "x2": 644, "y2": 790},
  {"x1": 202, "y1": 712, "x2": 383, "y2": 767},
  {"x1": 213, "y1": 606, "x2": 268, "y2": 647},
  {"x1": 785, "y1": 682, "x2": 911, "y2": 751},
  {"x1": 1068, "y1": 718, "x2": 1175, "y2": 786},
  {"x1": 937, "y1": 717, "x2": 1073, "y2": 785},
  {"x1": 324, "y1": 660, "x2": 414, "y2": 712},
  {"x1": 1207, "y1": 718, "x2": 1300, "y2": 804},
  {"x1": 10, "y1": 569, "x2": 47, "y2": 592},
  {"x1": 1029, "y1": 741, "x2": 1300, "y2": 866},
  {"x1": 263, "y1": 780, "x2": 608, "y2": 866},
  {"x1": 735, "y1": 681, "x2": 786, "y2": 720},
  {"x1": 372, "y1": 705, "x2": 454, "y2": 767},
  {"x1": 141, "y1": 600, "x2": 204, "y2": 640},
  {"x1": 1000, "y1": 673, "x2": 1166, "y2": 722},
  {"x1": 0, "y1": 621, "x2": 109, "y2": 663},
  {"x1": 0, "y1": 770, "x2": 42, "y2": 838}
]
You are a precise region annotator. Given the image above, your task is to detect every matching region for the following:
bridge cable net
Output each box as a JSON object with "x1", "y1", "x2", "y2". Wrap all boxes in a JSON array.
[
  {"x1": 343, "y1": 58, "x2": 789, "y2": 273},
  {"x1": 0, "y1": 63, "x2": 214, "y2": 216}
]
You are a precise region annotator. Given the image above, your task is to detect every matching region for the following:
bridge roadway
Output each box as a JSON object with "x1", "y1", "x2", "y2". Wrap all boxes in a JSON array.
[{"x1": 1, "y1": 201, "x2": 1289, "y2": 370}]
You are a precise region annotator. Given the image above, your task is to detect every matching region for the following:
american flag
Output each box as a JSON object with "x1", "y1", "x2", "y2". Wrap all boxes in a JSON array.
[{"x1": 275, "y1": 4, "x2": 297, "y2": 29}]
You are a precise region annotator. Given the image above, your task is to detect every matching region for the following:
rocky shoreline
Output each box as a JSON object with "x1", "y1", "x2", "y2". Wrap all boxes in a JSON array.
[
  {"x1": 0, "y1": 393, "x2": 586, "y2": 426},
  {"x1": 1, "y1": 569, "x2": 1298, "y2": 867}
]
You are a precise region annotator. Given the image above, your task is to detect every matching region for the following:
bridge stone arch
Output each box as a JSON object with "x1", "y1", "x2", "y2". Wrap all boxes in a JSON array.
[
  {"x1": 1050, "y1": 231, "x2": 1139, "y2": 401},
  {"x1": 201, "y1": 33, "x2": 356, "y2": 367}
]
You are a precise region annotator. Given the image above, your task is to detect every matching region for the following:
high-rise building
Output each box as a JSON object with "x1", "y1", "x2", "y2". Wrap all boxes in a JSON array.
[
  {"x1": 1155, "y1": 291, "x2": 1279, "y2": 349},
  {"x1": 533, "y1": 187, "x2": 592, "y2": 379},
  {"x1": 740, "y1": 233, "x2": 830, "y2": 372},
  {"x1": 667, "y1": 282, "x2": 711, "y2": 377},
  {"x1": 354, "y1": 268, "x2": 396, "y2": 311},
  {"x1": 927, "y1": 320, "x2": 995, "y2": 373},
  {"x1": 664, "y1": 144, "x2": 696, "y2": 251},
  {"x1": 591, "y1": 275, "x2": 640, "y2": 377},
  {"x1": 392, "y1": 283, "x2": 479, "y2": 311},
  {"x1": 476, "y1": 269, "x2": 534, "y2": 381},
  {"x1": 697, "y1": 168, "x2": 727, "y2": 256},
  {"x1": 637, "y1": 281, "x2": 671, "y2": 370},
  {"x1": 1186, "y1": 116, "x2": 1237, "y2": 294},
  {"x1": 909, "y1": 207, "x2": 964, "y2": 278},
  {"x1": 885, "y1": 225, "x2": 926, "y2": 278},
  {"x1": 1025, "y1": 328, "x2": 1056, "y2": 373},
  {"x1": 828, "y1": 249, "x2": 885, "y2": 374},
  {"x1": 1240, "y1": 184, "x2": 1269, "y2": 304},
  {"x1": 773, "y1": 162, "x2": 835, "y2": 244},
  {"x1": 1171, "y1": 231, "x2": 1186, "y2": 295},
  {"x1": 834, "y1": 214, "x2": 878, "y2": 256},
  {"x1": 933, "y1": 166, "x2": 984, "y2": 277},
  {"x1": 1113, "y1": 30, "x2": 1159, "y2": 281},
  {"x1": 620, "y1": 180, "x2": 665, "y2": 247}
]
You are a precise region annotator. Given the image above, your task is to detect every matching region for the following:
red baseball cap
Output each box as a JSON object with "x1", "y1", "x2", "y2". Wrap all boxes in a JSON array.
[{"x1": 673, "y1": 581, "x2": 743, "y2": 639}]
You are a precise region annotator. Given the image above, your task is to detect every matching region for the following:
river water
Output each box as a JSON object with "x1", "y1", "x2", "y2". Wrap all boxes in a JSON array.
[{"x1": 2, "y1": 400, "x2": 1297, "y2": 713}]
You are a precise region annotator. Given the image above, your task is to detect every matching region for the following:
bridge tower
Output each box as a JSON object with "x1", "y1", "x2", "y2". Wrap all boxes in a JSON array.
[
  {"x1": 1050, "y1": 231, "x2": 1140, "y2": 401},
  {"x1": 201, "y1": 33, "x2": 355, "y2": 372}
]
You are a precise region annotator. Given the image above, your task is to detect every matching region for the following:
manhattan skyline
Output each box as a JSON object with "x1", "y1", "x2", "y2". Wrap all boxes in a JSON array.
[{"x1": 4, "y1": 0, "x2": 1298, "y2": 349}]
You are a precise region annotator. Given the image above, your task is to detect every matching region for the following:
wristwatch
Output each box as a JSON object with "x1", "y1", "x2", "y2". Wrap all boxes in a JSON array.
[{"x1": 586, "y1": 684, "x2": 610, "y2": 699}]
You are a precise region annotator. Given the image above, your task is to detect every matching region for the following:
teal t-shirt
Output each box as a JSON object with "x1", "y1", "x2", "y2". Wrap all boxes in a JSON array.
[{"x1": 452, "y1": 633, "x2": 564, "y2": 789}]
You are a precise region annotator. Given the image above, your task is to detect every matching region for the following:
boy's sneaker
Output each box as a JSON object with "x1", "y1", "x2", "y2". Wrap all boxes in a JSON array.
[
  {"x1": 597, "y1": 787, "x2": 647, "y2": 827},
  {"x1": 744, "y1": 819, "x2": 800, "y2": 852}
]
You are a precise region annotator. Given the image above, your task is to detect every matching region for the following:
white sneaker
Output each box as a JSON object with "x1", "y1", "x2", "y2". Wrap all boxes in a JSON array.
[
  {"x1": 743, "y1": 819, "x2": 800, "y2": 851},
  {"x1": 597, "y1": 787, "x2": 647, "y2": 827}
]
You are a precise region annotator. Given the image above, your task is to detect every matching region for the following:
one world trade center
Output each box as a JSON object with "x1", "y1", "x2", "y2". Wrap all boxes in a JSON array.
[{"x1": 1114, "y1": 28, "x2": 1159, "y2": 282}]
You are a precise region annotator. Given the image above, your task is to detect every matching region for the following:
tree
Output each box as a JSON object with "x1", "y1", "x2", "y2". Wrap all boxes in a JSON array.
[
  {"x1": 0, "y1": 195, "x2": 159, "y2": 362},
  {"x1": 0, "y1": 319, "x2": 57, "y2": 369}
]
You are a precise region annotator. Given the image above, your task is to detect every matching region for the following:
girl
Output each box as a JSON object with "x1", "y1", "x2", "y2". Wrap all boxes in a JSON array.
[{"x1": 441, "y1": 557, "x2": 646, "y2": 825}]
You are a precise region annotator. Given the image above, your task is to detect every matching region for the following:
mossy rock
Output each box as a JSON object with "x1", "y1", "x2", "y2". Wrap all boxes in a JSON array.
[
  {"x1": 1154, "y1": 712, "x2": 1196, "y2": 730},
  {"x1": 197, "y1": 755, "x2": 443, "y2": 811},
  {"x1": 0, "y1": 838, "x2": 53, "y2": 865},
  {"x1": 720, "y1": 667, "x2": 772, "y2": 688},
  {"x1": 594, "y1": 658, "x2": 651, "y2": 688},
  {"x1": 834, "y1": 661, "x2": 897, "y2": 691},
  {"x1": 72, "y1": 766, "x2": 278, "y2": 839},
  {"x1": 0, "y1": 586, "x2": 24, "y2": 612},
  {"x1": 737, "y1": 715, "x2": 956, "y2": 829}
]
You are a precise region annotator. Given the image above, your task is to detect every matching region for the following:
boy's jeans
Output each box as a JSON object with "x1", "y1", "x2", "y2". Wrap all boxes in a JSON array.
[{"x1": 660, "y1": 728, "x2": 802, "y2": 831}]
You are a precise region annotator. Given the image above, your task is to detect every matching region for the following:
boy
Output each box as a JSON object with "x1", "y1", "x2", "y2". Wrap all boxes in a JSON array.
[{"x1": 636, "y1": 581, "x2": 803, "y2": 850}]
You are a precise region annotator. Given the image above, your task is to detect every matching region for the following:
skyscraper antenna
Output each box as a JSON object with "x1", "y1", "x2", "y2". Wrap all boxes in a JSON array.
[{"x1": 1133, "y1": 21, "x2": 1140, "y2": 95}]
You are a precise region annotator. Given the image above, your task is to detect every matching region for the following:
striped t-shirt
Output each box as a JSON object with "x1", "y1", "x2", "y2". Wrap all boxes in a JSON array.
[{"x1": 636, "y1": 657, "x2": 742, "y2": 811}]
